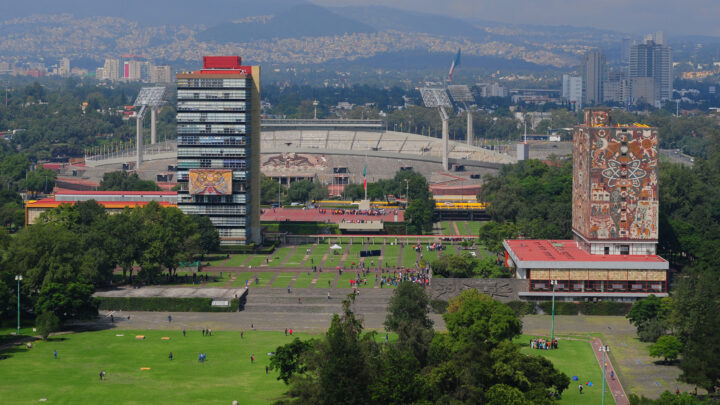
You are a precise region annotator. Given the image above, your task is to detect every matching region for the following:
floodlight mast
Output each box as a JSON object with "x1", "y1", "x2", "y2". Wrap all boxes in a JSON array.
[{"x1": 132, "y1": 87, "x2": 167, "y2": 169}]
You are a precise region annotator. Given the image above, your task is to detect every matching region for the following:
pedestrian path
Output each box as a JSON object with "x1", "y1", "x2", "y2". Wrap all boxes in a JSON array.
[{"x1": 591, "y1": 337, "x2": 629, "y2": 405}]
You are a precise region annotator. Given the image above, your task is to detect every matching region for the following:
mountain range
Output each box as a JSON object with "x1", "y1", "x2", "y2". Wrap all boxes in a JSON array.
[{"x1": 2, "y1": 1, "x2": 713, "y2": 73}]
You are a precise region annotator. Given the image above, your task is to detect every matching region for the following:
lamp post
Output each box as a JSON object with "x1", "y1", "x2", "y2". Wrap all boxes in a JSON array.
[
  {"x1": 600, "y1": 345, "x2": 610, "y2": 405},
  {"x1": 14, "y1": 275, "x2": 22, "y2": 335},
  {"x1": 404, "y1": 179, "x2": 410, "y2": 235},
  {"x1": 550, "y1": 280, "x2": 558, "y2": 342}
]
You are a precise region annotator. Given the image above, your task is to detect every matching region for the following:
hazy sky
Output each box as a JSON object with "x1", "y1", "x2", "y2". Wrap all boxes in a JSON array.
[{"x1": 312, "y1": 0, "x2": 720, "y2": 37}]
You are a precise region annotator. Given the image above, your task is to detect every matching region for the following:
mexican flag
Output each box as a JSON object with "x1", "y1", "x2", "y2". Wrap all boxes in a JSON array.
[
  {"x1": 363, "y1": 163, "x2": 367, "y2": 191},
  {"x1": 448, "y1": 48, "x2": 461, "y2": 82}
]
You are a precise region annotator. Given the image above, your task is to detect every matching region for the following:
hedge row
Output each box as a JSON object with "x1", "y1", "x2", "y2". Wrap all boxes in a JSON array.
[
  {"x1": 506, "y1": 301, "x2": 538, "y2": 316},
  {"x1": 537, "y1": 301, "x2": 632, "y2": 316},
  {"x1": 263, "y1": 221, "x2": 340, "y2": 235},
  {"x1": 383, "y1": 222, "x2": 407, "y2": 235},
  {"x1": 97, "y1": 297, "x2": 240, "y2": 312}
]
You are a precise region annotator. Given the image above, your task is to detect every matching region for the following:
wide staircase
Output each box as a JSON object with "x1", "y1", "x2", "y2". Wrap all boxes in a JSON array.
[{"x1": 242, "y1": 287, "x2": 394, "y2": 315}]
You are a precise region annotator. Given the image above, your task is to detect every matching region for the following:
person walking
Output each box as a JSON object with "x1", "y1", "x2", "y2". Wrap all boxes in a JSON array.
[
  {"x1": 241, "y1": 330, "x2": 244, "y2": 339},
  {"x1": 250, "y1": 355, "x2": 254, "y2": 364},
  {"x1": 169, "y1": 352, "x2": 173, "y2": 361},
  {"x1": 202, "y1": 328, "x2": 205, "y2": 337},
  {"x1": 168, "y1": 315, "x2": 172, "y2": 323},
  {"x1": 265, "y1": 365, "x2": 269, "y2": 374},
  {"x1": 578, "y1": 385, "x2": 583, "y2": 394},
  {"x1": 54, "y1": 350, "x2": 58, "y2": 359},
  {"x1": 183, "y1": 329, "x2": 186, "y2": 337},
  {"x1": 99, "y1": 371, "x2": 106, "y2": 380},
  {"x1": 284, "y1": 328, "x2": 288, "y2": 336}
]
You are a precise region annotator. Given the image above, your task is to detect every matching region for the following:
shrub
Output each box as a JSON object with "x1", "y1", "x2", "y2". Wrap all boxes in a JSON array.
[
  {"x1": 97, "y1": 297, "x2": 240, "y2": 312},
  {"x1": 36, "y1": 311, "x2": 60, "y2": 340},
  {"x1": 538, "y1": 301, "x2": 579, "y2": 315},
  {"x1": 430, "y1": 299, "x2": 449, "y2": 314},
  {"x1": 579, "y1": 301, "x2": 632, "y2": 316},
  {"x1": 506, "y1": 301, "x2": 537, "y2": 316}
]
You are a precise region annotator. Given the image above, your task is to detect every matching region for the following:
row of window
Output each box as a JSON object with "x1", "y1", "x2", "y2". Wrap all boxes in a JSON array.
[
  {"x1": 218, "y1": 228, "x2": 248, "y2": 237},
  {"x1": 177, "y1": 101, "x2": 247, "y2": 112},
  {"x1": 209, "y1": 217, "x2": 246, "y2": 227},
  {"x1": 177, "y1": 78, "x2": 249, "y2": 89},
  {"x1": 178, "y1": 135, "x2": 246, "y2": 146},
  {"x1": 177, "y1": 159, "x2": 248, "y2": 170},
  {"x1": 177, "y1": 113, "x2": 247, "y2": 124},
  {"x1": 178, "y1": 124, "x2": 246, "y2": 135},
  {"x1": 179, "y1": 205, "x2": 246, "y2": 216},
  {"x1": 176, "y1": 170, "x2": 247, "y2": 181},
  {"x1": 178, "y1": 194, "x2": 247, "y2": 204},
  {"x1": 178, "y1": 90, "x2": 248, "y2": 100},
  {"x1": 530, "y1": 280, "x2": 666, "y2": 293},
  {"x1": 177, "y1": 147, "x2": 246, "y2": 158}
]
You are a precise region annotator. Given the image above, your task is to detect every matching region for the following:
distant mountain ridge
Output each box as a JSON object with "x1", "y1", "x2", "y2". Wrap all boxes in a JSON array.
[{"x1": 197, "y1": 4, "x2": 375, "y2": 43}]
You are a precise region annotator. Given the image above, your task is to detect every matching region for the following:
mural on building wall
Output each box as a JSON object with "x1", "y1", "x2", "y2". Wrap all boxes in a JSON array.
[
  {"x1": 188, "y1": 169, "x2": 233, "y2": 195},
  {"x1": 573, "y1": 109, "x2": 659, "y2": 241}
]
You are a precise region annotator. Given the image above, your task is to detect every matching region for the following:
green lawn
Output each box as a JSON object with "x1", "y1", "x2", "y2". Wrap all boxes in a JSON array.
[
  {"x1": 223, "y1": 254, "x2": 253, "y2": 267},
  {"x1": 281, "y1": 244, "x2": 313, "y2": 268},
  {"x1": 457, "y1": 221, "x2": 471, "y2": 235},
  {"x1": 248, "y1": 272, "x2": 274, "y2": 287},
  {"x1": 515, "y1": 335, "x2": 614, "y2": 405},
  {"x1": 322, "y1": 247, "x2": 345, "y2": 270},
  {"x1": 466, "y1": 221, "x2": 482, "y2": 235},
  {"x1": 229, "y1": 272, "x2": 259, "y2": 287},
  {"x1": 291, "y1": 272, "x2": 316, "y2": 288},
  {"x1": 267, "y1": 247, "x2": 295, "y2": 266},
  {"x1": 314, "y1": 272, "x2": 337, "y2": 288},
  {"x1": 245, "y1": 254, "x2": 271, "y2": 268},
  {"x1": 0, "y1": 329, "x2": 306, "y2": 405},
  {"x1": 343, "y1": 243, "x2": 366, "y2": 267},
  {"x1": 401, "y1": 245, "x2": 419, "y2": 268},
  {"x1": 204, "y1": 255, "x2": 231, "y2": 267},
  {"x1": 382, "y1": 244, "x2": 399, "y2": 267},
  {"x1": 303, "y1": 245, "x2": 327, "y2": 268},
  {"x1": 270, "y1": 273, "x2": 295, "y2": 288},
  {"x1": 439, "y1": 221, "x2": 455, "y2": 235}
]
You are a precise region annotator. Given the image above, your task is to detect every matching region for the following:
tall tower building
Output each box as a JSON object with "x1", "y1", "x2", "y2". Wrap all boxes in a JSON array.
[
  {"x1": 176, "y1": 56, "x2": 261, "y2": 245},
  {"x1": 562, "y1": 74, "x2": 583, "y2": 111},
  {"x1": 582, "y1": 49, "x2": 606, "y2": 106},
  {"x1": 629, "y1": 37, "x2": 672, "y2": 105},
  {"x1": 572, "y1": 108, "x2": 659, "y2": 255},
  {"x1": 103, "y1": 58, "x2": 121, "y2": 81}
]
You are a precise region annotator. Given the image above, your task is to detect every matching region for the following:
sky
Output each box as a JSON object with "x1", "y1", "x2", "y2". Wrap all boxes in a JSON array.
[{"x1": 312, "y1": 0, "x2": 720, "y2": 37}]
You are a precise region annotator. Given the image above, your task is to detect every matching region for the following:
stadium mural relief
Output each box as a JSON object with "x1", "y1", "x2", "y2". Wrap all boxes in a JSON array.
[{"x1": 188, "y1": 169, "x2": 233, "y2": 195}]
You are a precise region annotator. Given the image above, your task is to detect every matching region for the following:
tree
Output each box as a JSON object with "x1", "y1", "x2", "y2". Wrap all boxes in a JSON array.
[
  {"x1": 0, "y1": 154, "x2": 30, "y2": 182},
  {"x1": 649, "y1": 335, "x2": 683, "y2": 364},
  {"x1": 36, "y1": 311, "x2": 60, "y2": 340},
  {"x1": 24, "y1": 168, "x2": 57, "y2": 196},
  {"x1": 260, "y1": 174, "x2": 282, "y2": 204},
  {"x1": 99, "y1": 171, "x2": 160, "y2": 191},
  {"x1": 286, "y1": 180, "x2": 315, "y2": 203},
  {"x1": 190, "y1": 215, "x2": 220, "y2": 260},
  {"x1": 270, "y1": 337, "x2": 313, "y2": 384},
  {"x1": 384, "y1": 282, "x2": 434, "y2": 365},
  {"x1": 35, "y1": 282, "x2": 98, "y2": 322},
  {"x1": 444, "y1": 289, "x2": 522, "y2": 349},
  {"x1": 486, "y1": 384, "x2": 528, "y2": 405}
]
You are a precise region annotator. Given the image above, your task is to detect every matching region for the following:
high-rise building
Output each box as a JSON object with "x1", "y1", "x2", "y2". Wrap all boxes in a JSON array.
[
  {"x1": 562, "y1": 74, "x2": 582, "y2": 111},
  {"x1": 629, "y1": 37, "x2": 672, "y2": 106},
  {"x1": 581, "y1": 49, "x2": 605, "y2": 106},
  {"x1": 150, "y1": 65, "x2": 172, "y2": 83},
  {"x1": 572, "y1": 108, "x2": 659, "y2": 255},
  {"x1": 58, "y1": 58, "x2": 70, "y2": 77},
  {"x1": 102, "y1": 58, "x2": 121, "y2": 81},
  {"x1": 620, "y1": 37, "x2": 633, "y2": 63},
  {"x1": 176, "y1": 56, "x2": 261, "y2": 245},
  {"x1": 603, "y1": 71, "x2": 631, "y2": 104}
]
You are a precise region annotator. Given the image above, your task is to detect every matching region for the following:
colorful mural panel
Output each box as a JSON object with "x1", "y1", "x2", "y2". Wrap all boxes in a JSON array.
[{"x1": 188, "y1": 169, "x2": 233, "y2": 195}]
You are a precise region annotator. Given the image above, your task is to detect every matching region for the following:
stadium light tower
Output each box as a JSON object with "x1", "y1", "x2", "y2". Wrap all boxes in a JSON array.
[
  {"x1": 419, "y1": 88, "x2": 452, "y2": 171},
  {"x1": 447, "y1": 85, "x2": 475, "y2": 146},
  {"x1": 133, "y1": 87, "x2": 167, "y2": 169}
]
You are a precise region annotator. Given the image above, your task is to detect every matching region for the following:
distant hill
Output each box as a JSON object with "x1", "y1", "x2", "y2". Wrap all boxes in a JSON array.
[
  {"x1": 3, "y1": 0, "x2": 309, "y2": 26},
  {"x1": 197, "y1": 4, "x2": 375, "y2": 43}
]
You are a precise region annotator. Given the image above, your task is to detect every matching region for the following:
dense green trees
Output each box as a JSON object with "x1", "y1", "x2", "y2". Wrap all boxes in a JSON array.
[
  {"x1": 273, "y1": 288, "x2": 569, "y2": 404},
  {"x1": 477, "y1": 159, "x2": 572, "y2": 251},
  {"x1": 99, "y1": 171, "x2": 161, "y2": 191},
  {"x1": 0, "y1": 200, "x2": 220, "y2": 330}
]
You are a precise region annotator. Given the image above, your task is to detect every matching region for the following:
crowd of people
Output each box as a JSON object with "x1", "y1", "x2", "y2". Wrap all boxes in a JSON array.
[{"x1": 530, "y1": 338, "x2": 558, "y2": 350}]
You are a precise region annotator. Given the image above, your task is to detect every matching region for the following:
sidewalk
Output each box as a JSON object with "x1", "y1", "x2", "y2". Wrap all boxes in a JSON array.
[{"x1": 592, "y1": 337, "x2": 629, "y2": 405}]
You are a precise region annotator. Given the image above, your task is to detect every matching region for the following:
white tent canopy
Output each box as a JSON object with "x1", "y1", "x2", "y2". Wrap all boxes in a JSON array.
[{"x1": 329, "y1": 244, "x2": 343, "y2": 250}]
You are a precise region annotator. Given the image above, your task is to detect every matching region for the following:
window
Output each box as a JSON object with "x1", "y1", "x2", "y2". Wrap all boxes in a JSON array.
[
  {"x1": 604, "y1": 247, "x2": 610, "y2": 255},
  {"x1": 619, "y1": 245, "x2": 630, "y2": 255}
]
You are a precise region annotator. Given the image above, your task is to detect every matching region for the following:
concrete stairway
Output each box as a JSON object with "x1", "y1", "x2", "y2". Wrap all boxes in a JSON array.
[{"x1": 242, "y1": 288, "x2": 393, "y2": 315}]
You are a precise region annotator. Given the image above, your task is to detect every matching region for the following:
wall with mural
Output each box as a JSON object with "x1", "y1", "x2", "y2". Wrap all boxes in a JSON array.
[{"x1": 573, "y1": 109, "x2": 659, "y2": 241}]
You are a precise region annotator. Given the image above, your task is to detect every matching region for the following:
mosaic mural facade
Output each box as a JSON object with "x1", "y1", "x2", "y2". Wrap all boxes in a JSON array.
[{"x1": 572, "y1": 109, "x2": 659, "y2": 242}]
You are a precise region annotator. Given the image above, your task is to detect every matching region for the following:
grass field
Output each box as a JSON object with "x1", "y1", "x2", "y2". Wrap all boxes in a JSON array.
[
  {"x1": 267, "y1": 247, "x2": 295, "y2": 266},
  {"x1": 314, "y1": 272, "x2": 336, "y2": 288},
  {"x1": 466, "y1": 221, "x2": 482, "y2": 235},
  {"x1": 229, "y1": 272, "x2": 259, "y2": 287},
  {"x1": 515, "y1": 335, "x2": 614, "y2": 405},
  {"x1": 281, "y1": 244, "x2": 313, "y2": 268},
  {"x1": 248, "y1": 272, "x2": 274, "y2": 287},
  {"x1": 401, "y1": 245, "x2": 419, "y2": 268},
  {"x1": 0, "y1": 329, "x2": 304, "y2": 405},
  {"x1": 270, "y1": 273, "x2": 295, "y2": 288},
  {"x1": 291, "y1": 272, "x2": 316, "y2": 288},
  {"x1": 322, "y1": 247, "x2": 345, "y2": 269},
  {"x1": 303, "y1": 245, "x2": 327, "y2": 268},
  {"x1": 383, "y1": 244, "x2": 399, "y2": 267},
  {"x1": 244, "y1": 254, "x2": 269, "y2": 268},
  {"x1": 439, "y1": 221, "x2": 455, "y2": 235}
]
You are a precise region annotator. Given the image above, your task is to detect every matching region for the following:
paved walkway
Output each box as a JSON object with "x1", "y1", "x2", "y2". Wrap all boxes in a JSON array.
[{"x1": 592, "y1": 337, "x2": 629, "y2": 405}]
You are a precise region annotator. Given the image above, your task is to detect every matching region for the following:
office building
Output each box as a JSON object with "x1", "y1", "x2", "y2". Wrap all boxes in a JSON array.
[
  {"x1": 582, "y1": 49, "x2": 605, "y2": 106},
  {"x1": 603, "y1": 71, "x2": 631, "y2": 104},
  {"x1": 58, "y1": 58, "x2": 70, "y2": 77},
  {"x1": 629, "y1": 37, "x2": 673, "y2": 106},
  {"x1": 562, "y1": 74, "x2": 582, "y2": 110},
  {"x1": 504, "y1": 108, "x2": 668, "y2": 300},
  {"x1": 151, "y1": 65, "x2": 172, "y2": 83},
  {"x1": 102, "y1": 58, "x2": 121, "y2": 81},
  {"x1": 176, "y1": 56, "x2": 261, "y2": 245}
]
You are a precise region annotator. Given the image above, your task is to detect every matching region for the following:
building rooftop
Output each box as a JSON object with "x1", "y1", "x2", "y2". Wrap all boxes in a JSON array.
[
  {"x1": 503, "y1": 239, "x2": 668, "y2": 270},
  {"x1": 55, "y1": 190, "x2": 177, "y2": 196}
]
